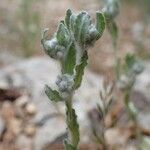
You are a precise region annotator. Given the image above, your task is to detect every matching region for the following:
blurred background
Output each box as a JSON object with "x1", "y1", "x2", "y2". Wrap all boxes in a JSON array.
[{"x1": 0, "y1": 0, "x2": 149, "y2": 150}]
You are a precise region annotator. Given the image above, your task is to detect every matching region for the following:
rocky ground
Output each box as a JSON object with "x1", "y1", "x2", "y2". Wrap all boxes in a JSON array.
[
  {"x1": 0, "y1": 56, "x2": 149, "y2": 150},
  {"x1": 0, "y1": 56, "x2": 102, "y2": 150}
]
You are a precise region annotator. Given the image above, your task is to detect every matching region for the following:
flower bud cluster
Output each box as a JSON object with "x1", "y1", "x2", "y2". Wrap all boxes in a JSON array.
[
  {"x1": 131, "y1": 62, "x2": 143, "y2": 75},
  {"x1": 84, "y1": 25, "x2": 100, "y2": 48},
  {"x1": 72, "y1": 11, "x2": 100, "y2": 49},
  {"x1": 44, "y1": 38, "x2": 65, "y2": 59},
  {"x1": 102, "y1": 0, "x2": 119, "y2": 21},
  {"x1": 118, "y1": 55, "x2": 143, "y2": 90},
  {"x1": 42, "y1": 10, "x2": 105, "y2": 62},
  {"x1": 56, "y1": 74, "x2": 74, "y2": 98},
  {"x1": 118, "y1": 74, "x2": 135, "y2": 90},
  {"x1": 42, "y1": 36, "x2": 65, "y2": 60}
]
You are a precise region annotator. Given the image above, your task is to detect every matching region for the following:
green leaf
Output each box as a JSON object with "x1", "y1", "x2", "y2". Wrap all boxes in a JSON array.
[
  {"x1": 125, "y1": 54, "x2": 136, "y2": 68},
  {"x1": 65, "y1": 9, "x2": 72, "y2": 29},
  {"x1": 107, "y1": 21, "x2": 118, "y2": 46},
  {"x1": 66, "y1": 107, "x2": 80, "y2": 148},
  {"x1": 45, "y1": 85, "x2": 61, "y2": 102},
  {"x1": 125, "y1": 54, "x2": 137, "y2": 73},
  {"x1": 65, "y1": 9, "x2": 76, "y2": 32},
  {"x1": 62, "y1": 43, "x2": 76, "y2": 75},
  {"x1": 74, "y1": 12, "x2": 91, "y2": 44},
  {"x1": 74, "y1": 51, "x2": 88, "y2": 89},
  {"x1": 69, "y1": 14, "x2": 76, "y2": 32},
  {"x1": 56, "y1": 22, "x2": 71, "y2": 47},
  {"x1": 125, "y1": 54, "x2": 144, "y2": 74},
  {"x1": 128, "y1": 101, "x2": 138, "y2": 117},
  {"x1": 64, "y1": 140, "x2": 76, "y2": 150},
  {"x1": 96, "y1": 12, "x2": 105, "y2": 38}
]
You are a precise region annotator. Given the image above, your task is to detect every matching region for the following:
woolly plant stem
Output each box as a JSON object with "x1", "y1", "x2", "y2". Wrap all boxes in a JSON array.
[
  {"x1": 65, "y1": 93, "x2": 79, "y2": 149},
  {"x1": 113, "y1": 42, "x2": 120, "y2": 81},
  {"x1": 124, "y1": 88, "x2": 135, "y2": 121},
  {"x1": 124, "y1": 87, "x2": 142, "y2": 148}
]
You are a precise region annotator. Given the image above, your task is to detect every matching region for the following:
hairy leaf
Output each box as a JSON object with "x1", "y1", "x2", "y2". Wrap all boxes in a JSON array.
[
  {"x1": 62, "y1": 43, "x2": 76, "y2": 75},
  {"x1": 107, "y1": 21, "x2": 118, "y2": 46},
  {"x1": 45, "y1": 85, "x2": 61, "y2": 102},
  {"x1": 65, "y1": 9, "x2": 72, "y2": 29},
  {"x1": 125, "y1": 54, "x2": 136, "y2": 69},
  {"x1": 125, "y1": 54, "x2": 144, "y2": 75},
  {"x1": 74, "y1": 52, "x2": 88, "y2": 89},
  {"x1": 74, "y1": 12, "x2": 91, "y2": 44},
  {"x1": 57, "y1": 22, "x2": 71, "y2": 47},
  {"x1": 66, "y1": 107, "x2": 80, "y2": 148},
  {"x1": 64, "y1": 140, "x2": 76, "y2": 150},
  {"x1": 96, "y1": 12, "x2": 105, "y2": 38}
]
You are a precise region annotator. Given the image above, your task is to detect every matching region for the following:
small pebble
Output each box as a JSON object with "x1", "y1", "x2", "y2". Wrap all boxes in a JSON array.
[
  {"x1": 25, "y1": 103, "x2": 36, "y2": 115},
  {"x1": 24, "y1": 124, "x2": 36, "y2": 137}
]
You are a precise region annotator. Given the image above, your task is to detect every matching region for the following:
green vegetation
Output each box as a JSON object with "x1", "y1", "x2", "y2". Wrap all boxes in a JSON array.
[
  {"x1": 41, "y1": 1, "x2": 148, "y2": 149},
  {"x1": 41, "y1": 9, "x2": 105, "y2": 149}
]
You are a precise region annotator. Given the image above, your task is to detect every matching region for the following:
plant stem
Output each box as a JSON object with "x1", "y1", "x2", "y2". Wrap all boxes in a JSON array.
[
  {"x1": 65, "y1": 94, "x2": 79, "y2": 149},
  {"x1": 113, "y1": 42, "x2": 120, "y2": 81},
  {"x1": 102, "y1": 127, "x2": 108, "y2": 150},
  {"x1": 124, "y1": 87, "x2": 142, "y2": 148},
  {"x1": 124, "y1": 88, "x2": 134, "y2": 121}
]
